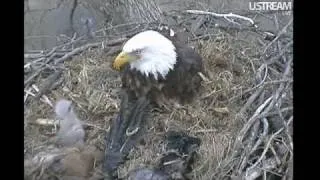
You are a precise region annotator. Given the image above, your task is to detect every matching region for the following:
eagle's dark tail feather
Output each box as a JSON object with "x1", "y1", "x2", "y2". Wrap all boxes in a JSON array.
[{"x1": 103, "y1": 91, "x2": 151, "y2": 179}]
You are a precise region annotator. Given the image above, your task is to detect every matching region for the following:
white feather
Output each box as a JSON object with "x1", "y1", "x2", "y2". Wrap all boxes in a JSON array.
[{"x1": 122, "y1": 30, "x2": 177, "y2": 80}]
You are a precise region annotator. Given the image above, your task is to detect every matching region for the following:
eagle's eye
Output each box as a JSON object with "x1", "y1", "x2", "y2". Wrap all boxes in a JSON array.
[
  {"x1": 131, "y1": 49, "x2": 144, "y2": 59},
  {"x1": 133, "y1": 49, "x2": 143, "y2": 55}
]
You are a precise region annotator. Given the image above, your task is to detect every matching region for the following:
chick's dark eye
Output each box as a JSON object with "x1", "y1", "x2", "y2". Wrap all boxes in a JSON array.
[{"x1": 67, "y1": 105, "x2": 72, "y2": 112}]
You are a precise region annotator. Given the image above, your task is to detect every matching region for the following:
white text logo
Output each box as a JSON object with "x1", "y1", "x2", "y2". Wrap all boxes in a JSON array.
[{"x1": 249, "y1": 1, "x2": 292, "y2": 11}]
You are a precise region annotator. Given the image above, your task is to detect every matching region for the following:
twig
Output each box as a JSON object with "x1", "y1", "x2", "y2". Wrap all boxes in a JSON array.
[
  {"x1": 246, "y1": 128, "x2": 284, "y2": 175},
  {"x1": 272, "y1": 59, "x2": 292, "y2": 103},
  {"x1": 286, "y1": 116, "x2": 293, "y2": 127},
  {"x1": 284, "y1": 116, "x2": 293, "y2": 151},
  {"x1": 104, "y1": 46, "x2": 122, "y2": 56},
  {"x1": 263, "y1": 18, "x2": 293, "y2": 53},
  {"x1": 24, "y1": 67, "x2": 46, "y2": 86},
  {"x1": 198, "y1": 72, "x2": 210, "y2": 82},
  {"x1": 250, "y1": 118, "x2": 269, "y2": 154},
  {"x1": 190, "y1": 33, "x2": 218, "y2": 41},
  {"x1": 54, "y1": 42, "x2": 101, "y2": 64},
  {"x1": 255, "y1": 64, "x2": 268, "y2": 84},
  {"x1": 24, "y1": 50, "x2": 63, "y2": 86},
  {"x1": 265, "y1": 41, "x2": 293, "y2": 65},
  {"x1": 190, "y1": 129, "x2": 217, "y2": 133},
  {"x1": 33, "y1": 118, "x2": 58, "y2": 126},
  {"x1": 191, "y1": 16, "x2": 206, "y2": 33},
  {"x1": 24, "y1": 88, "x2": 36, "y2": 103},
  {"x1": 31, "y1": 84, "x2": 53, "y2": 107},
  {"x1": 24, "y1": 57, "x2": 45, "y2": 68},
  {"x1": 274, "y1": 14, "x2": 279, "y2": 31},
  {"x1": 104, "y1": 22, "x2": 142, "y2": 32},
  {"x1": 263, "y1": 79, "x2": 292, "y2": 85},
  {"x1": 245, "y1": 157, "x2": 278, "y2": 180},
  {"x1": 200, "y1": 89, "x2": 224, "y2": 100},
  {"x1": 229, "y1": 79, "x2": 292, "y2": 102},
  {"x1": 33, "y1": 71, "x2": 63, "y2": 100},
  {"x1": 243, "y1": 63, "x2": 268, "y2": 105},
  {"x1": 247, "y1": 59, "x2": 292, "y2": 128},
  {"x1": 105, "y1": 37, "x2": 128, "y2": 46},
  {"x1": 234, "y1": 96, "x2": 273, "y2": 148},
  {"x1": 273, "y1": 14, "x2": 290, "y2": 65},
  {"x1": 52, "y1": 37, "x2": 127, "y2": 65},
  {"x1": 261, "y1": 107, "x2": 293, "y2": 118},
  {"x1": 83, "y1": 122, "x2": 108, "y2": 132},
  {"x1": 238, "y1": 118, "x2": 269, "y2": 173},
  {"x1": 270, "y1": 145, "x2": 281, "y2": 165},
  {"x1": 24, "y1": 47, "x2": 57, "y2": 60},
  {"x1": 32, "y1": 118, "x2": 107, "y2": 132},
  {"x1": 52, "y1": 25, "x2": 117, "y2": 50},
  {"x1": 247, "y1": 120, "x2": 260, "y2": 149},
  {"x1": 25, "y1": 50, "x2": 72, "y2": 54},
  {"x1": 238, "y1": 119, "x2": 260, "y2": 173},
  {"x1": 238, "y1": 87, "x2": 264, "y2": 116},
  {"x1": 186, "y1": 10, "x2": 255, "y2": 26},
  {"x1": 55, "y1": 36, "x2": 85, "y2": 50}
]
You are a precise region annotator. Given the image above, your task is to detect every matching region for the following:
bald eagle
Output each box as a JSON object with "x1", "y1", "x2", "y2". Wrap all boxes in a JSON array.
[{"x1": 112, "y1": 28, "x2": 203, "y2": 108}]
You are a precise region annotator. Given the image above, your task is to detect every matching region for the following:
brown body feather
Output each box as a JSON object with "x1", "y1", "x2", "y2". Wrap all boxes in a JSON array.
[{"x1": 120, "y1": 30, "x2": 203, "y2": 107}]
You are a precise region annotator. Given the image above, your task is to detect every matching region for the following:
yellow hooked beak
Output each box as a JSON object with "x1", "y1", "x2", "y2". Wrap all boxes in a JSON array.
[{"x1": 112, "y1": 51, "x2": 132, "y2": 71}]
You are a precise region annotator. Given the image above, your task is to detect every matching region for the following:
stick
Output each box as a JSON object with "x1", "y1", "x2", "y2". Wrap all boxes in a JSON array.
[
  {"x1": 232, "y1": 45, "x2": 292, "y2": 156},
  {"x1": 24, "y1": 47, "x2": 57, "y2": 60},
  {"x1": 53, "y1": 37, "x2": 127, "y2": 65},
  {"x1": 33, "y1": 70, "x2": 63, "y2": 100},
  {"x1": 105, "y1": 37, "x2": 128, "y2": 46},
  {"x1": 32, "y1": 118, "x2": 107, "y2": 132},
  {"x1": 250, "y1": 118, "x2": 269, "y2": 154},
  {"x1": 54, "y1": 42, "x2": 101, "y2": 64},
  {"x1": 24, "y1": 57, "x2": 45, "y2": 69},
  {"x1": 31, "y1": 84, "x2": 53, "y2": 107},
  {"x1": 284, "y1": 116, "x2": 293, "y2": 151},
  {"x1": 238, "y1": 87, "x2": 264, "y2": 116},
  {"x1": 83, "y1": 122, "x2": 108, "y2": 132},
  {"x1": 229, "y1": 79, "x2": 292, "y2": 102},
  {"x1": 186, "y1": 10, "x2": 255, "y2": 26},
  {"x1": 263, "y1": 18, "x2": 293, "y2": 53},
  {"x1": 24, "y1": 88, "x2": 36, "y2": 103},
  {"x1": 191, "y1": 129, "x2": 217, "y2": 133},
  {"x1": 234, "y1": 96, "x2": 273, "y2": 149},
  {"x1": 245, "y1": 157, "x2": 278, "y2": 180},
  {"x1": 246, "y1": 128, "x2": 284, "y2": 174},
  {"x1": 238, "y1": 119, "x2": 260, "y2": 173},
  {"x1": 24, "y1": 67, "x2": 46, "y2": 86},
  {"x1": 265, "y1": 41, "x2": 293, "y2": 65},
  {"x1": 272, "y1": 58, "x2": 292, "y2": 103}
]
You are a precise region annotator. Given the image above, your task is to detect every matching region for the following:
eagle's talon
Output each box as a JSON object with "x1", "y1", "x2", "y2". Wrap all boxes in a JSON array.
[{"x1": 126, "y1": 127, "x2": 140, "y2": 136}]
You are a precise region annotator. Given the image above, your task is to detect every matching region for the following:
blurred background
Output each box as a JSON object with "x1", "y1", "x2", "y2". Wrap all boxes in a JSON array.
[{"x1": 24, "y1": 0, "x2": 291, "y2": 51}]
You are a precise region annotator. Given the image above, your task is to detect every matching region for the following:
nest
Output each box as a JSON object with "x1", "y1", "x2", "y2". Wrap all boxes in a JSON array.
[{"x1": 24, "y1": 9, "x2": 293, "y2": 180}]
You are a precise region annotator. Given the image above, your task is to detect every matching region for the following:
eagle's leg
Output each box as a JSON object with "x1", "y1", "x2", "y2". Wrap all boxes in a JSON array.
[{"x1": 153, "y1": 93, "x2": 182, "y2": 112}]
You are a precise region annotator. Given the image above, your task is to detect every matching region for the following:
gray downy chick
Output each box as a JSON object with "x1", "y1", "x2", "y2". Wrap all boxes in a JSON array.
[{"x1": 54, "y1": 99, "x2": 85, "y2": 147}]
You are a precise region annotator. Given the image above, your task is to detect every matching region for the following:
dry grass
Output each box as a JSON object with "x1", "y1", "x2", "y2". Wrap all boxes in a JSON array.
[
  {"x1": 24, "y1": 0, "x2": 293, "y2": 176},
  {"x1": 24, "y1": 27, "x2": 265, "y2": 179}
]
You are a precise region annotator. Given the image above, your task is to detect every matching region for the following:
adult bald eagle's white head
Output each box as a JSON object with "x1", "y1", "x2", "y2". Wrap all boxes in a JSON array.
[
  {"x1": 113, "y1": 30, "x2": 178, "y2": 80},
  {"x1": 112, "y1": 28, "x2": 203, "y2": 107}
]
